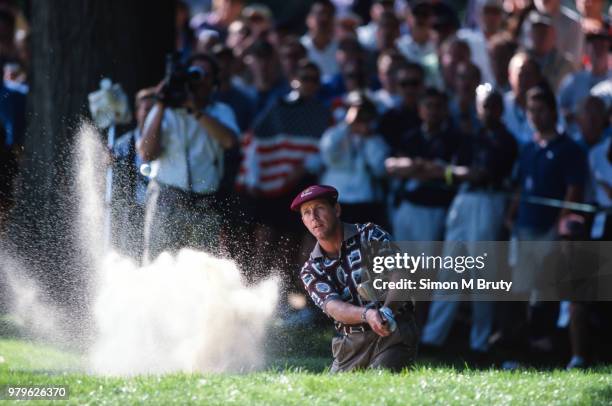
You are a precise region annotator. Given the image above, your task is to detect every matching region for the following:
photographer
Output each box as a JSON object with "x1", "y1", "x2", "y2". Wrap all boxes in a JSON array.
[
  {"x1": 138, "y1": 52, "x2": 239, "y2": 263},
  {"x1": 320, "y1": 91, "x2": 390, "y2": 226}
]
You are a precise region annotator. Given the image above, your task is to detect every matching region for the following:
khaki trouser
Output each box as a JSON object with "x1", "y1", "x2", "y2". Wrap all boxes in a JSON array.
[{"x1": 330, "y1": 313, "x2": 418, "y2": 373}]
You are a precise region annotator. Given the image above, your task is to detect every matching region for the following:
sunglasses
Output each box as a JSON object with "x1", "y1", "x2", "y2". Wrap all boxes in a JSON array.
[
  {"x1": 299, "y1": 74, "x2": 320, "y2": 83},
  {"x1": 399, "y1": 78, "x2": 422, "y2": 88}
]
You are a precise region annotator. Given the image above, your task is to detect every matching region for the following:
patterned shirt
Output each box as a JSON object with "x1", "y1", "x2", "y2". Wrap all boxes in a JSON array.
[{"x1": 299, "y1": 223, "x2": 394, "y2": 314}]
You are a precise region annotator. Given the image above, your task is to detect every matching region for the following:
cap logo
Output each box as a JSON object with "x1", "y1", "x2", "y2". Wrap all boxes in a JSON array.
[{"x1": 301, "y1": 188, "x2": 314, "y2": 198}]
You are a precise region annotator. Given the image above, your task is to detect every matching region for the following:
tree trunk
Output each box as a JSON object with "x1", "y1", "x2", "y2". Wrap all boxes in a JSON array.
[{"x1": 7, "y1": 0, "x2": 174, "y2": 308}]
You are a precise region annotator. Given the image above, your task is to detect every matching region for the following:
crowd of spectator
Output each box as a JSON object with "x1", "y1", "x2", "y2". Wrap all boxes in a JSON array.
[{"x1": 0, "y1": 0, "x2": 611, "y2": 369}]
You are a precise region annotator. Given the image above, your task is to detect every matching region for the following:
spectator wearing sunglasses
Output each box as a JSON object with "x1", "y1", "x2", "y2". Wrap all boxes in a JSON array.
[{"x1": 378, "y1": 62, "x2": 425, "y2": 151}]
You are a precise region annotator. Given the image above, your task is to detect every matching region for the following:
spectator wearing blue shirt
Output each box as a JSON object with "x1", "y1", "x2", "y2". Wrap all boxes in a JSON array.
[
  {"x1": 0, "y1": 79, "x2": 25, "y2": 224},
  {"x1": 558, "y1": 26, "x2": 611, "y2": 140},
  {"x1": 576, "y1": 95, "x2": 610, "y2": 152},
  {"x1": 378, "y1": 62, "x2": 424, "y2": 151},
  {"x1": 575, "y1": 96, "x2": 610, "y2": 205},
  {"x1": 3, "y1": 59, "x2": 28, "y2": 94},
  {"x1": 0, "y1": 122, "x2": 14, "y2": 225},
  {"x1": 111, "y1": 88, "x2": 156, "y2": 261},
  {"x1": 212, "y1": 44, "x2": 254, "y2": 134},
  {"x1": 502, "y1": 52, "x2": 542, "y2": 145},
  {"x1": 449, "y1": 61, "x2": 482, "y2": 136},
  {"x1": 319, "y1": 36, "x2": 364, "y2": 104},
  {"x1": 326, "y1": 60, "x2": 373, "y2": 124},
  {"x1": 242, "y1": 39, "x2": 290, "y2": 128},
  {"x1": 0, "y1": 82, "x2": 26, "y2": 151},
  {"x1": 507, "y1": 84, "x2": 588, "y2": 294}
]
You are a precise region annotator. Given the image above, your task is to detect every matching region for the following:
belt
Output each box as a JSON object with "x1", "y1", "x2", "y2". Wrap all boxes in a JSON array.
[
  {"x1": 336, "y1": 302, "x2": 415, "y2": 335},
  {"x1": 337, "y1": 323, "x2": 371, "y2": 335}
]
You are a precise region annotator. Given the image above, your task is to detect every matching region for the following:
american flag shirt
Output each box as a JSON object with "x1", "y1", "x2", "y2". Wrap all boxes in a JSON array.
[
  {"x1": 236, "y1": 94, "x2": 330, "y2": 197},
  {"x1": 300, "y1": 222, "x2": 394, "y2": 315}
]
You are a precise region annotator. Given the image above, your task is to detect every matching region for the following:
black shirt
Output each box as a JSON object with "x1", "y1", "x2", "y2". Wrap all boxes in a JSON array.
[
  {"x1": 456, "y1": 123, "x2": 518, "y2": 190},
  {"x1": 378, "y1": 106, "x2": 421, "y2": 152},
  {"x1": 393, "y1": 124, "x2": 463, "y2": 207}
]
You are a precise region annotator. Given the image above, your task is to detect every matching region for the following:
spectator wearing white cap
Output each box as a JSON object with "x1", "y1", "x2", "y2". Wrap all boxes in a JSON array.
[
  {"x1": 559, "y1": 24, "x2": 611, "y2": 139},
  {"x1": 526, "y1": 11, "x2": 575, "y2": 91},
  {"x1": 521, "y1": 0, "x2": 584, "y2": 68}
]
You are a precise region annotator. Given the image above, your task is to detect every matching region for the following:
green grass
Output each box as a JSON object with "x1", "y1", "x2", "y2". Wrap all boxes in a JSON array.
[{"x1": 1, "y1": 337, "x2": 611, "y2": 405}]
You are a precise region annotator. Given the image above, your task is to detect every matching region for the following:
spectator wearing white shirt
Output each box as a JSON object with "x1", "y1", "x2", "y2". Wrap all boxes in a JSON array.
[
  {"x1": 396, "y1": 1, "x2": 442, "y2": 88},
  {"x1": 320, "y1": 91, "x2": 390, "y2": 226},
  {"x1": 301, "y1": 0, "x2": 339, "y2": 82},
  {"x1": 456, "y1": 0, "x2": 504, "y2": 86},
  {"x1": 356, "y1": 0, "x2": 397, "y2": 51},
  {"x1": 371, "y1": 50, "x2": 406, "y2": 113},
  {"x1": 559, "y1": 25, "x2": 611, "y2": 139},
  {"x1": 138, "y1": 53, "x2": 239, "y2": 263}
]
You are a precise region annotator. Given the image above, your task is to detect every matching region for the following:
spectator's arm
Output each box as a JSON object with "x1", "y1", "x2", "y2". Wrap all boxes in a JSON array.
[
  {"x1": 196, "y1": 112, "x2": 237, "y2": 149},
  {"x1": 137, "y1": 102, "x2": 165, "y2": 161},
  {"x1": 363, "y1": 135, "x2": 391, "y2": 177},
  {"x1": 320, "y1": 125, "x2": 348, "y2": 165}
]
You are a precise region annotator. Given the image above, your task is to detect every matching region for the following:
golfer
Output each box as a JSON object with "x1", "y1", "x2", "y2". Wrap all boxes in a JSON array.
[{"x1": 292, "y1": 184, "x2": 418, "y2": 372}]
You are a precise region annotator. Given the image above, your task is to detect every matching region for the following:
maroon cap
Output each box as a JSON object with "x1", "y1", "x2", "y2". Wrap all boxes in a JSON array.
[{"x1": 290, "y1": 185, "x2": 339, "y2": 212}]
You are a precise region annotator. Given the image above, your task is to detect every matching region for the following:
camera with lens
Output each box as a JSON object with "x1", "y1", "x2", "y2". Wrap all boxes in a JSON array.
[{"x1": 159, "y1": 52, "x2": 205, "y2": 108}]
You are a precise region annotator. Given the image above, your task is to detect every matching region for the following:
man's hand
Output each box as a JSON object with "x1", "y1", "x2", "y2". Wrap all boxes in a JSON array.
[
  {"x1": 557, "y1": 213, "x2": 585, "y2": 238},
  {"x1": 365, "y1": 308, "x2": 391, "y2": 337},
  {"x1": 385, "y1": 157, "x2": 418, "y2": 177},
  {"x1": 154, "y1": 78, "x2": 168, "y2": 105}
]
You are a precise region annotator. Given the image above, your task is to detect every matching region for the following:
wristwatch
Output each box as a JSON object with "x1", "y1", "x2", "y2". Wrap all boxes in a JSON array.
[{"x1": 361, "y1": 303, "x2": 377, "y2": 322}]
